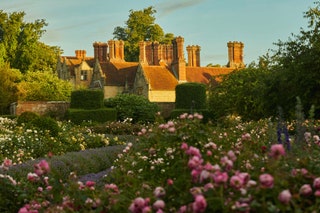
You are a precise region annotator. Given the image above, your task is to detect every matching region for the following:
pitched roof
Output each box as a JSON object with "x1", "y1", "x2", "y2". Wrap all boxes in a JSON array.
[
  {"x1": 186, "y1": 67, "x2": 234, "y2": 83},
  {"x1": 142, "y1": 65, "x2": 178, "y2": 90},
  {"x1": 63, "y1": 56, "x2": 94, "y2": 67},
  {"x1": 100, "y1": 61, "x2": 139, "y2": 87}
]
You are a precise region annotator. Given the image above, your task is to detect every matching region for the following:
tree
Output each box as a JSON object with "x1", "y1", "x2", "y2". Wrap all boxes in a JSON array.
[
  {"x1": 263, "y1": 1, "x2": 320, "y2": 118},
  {"x1": 0, "y1": 10, "x2": 61, "y2": 73},
  {"x1": 113, "y1": 6, "x2": 174, "y2": 62},
  {"x1": 17, "y1": 70, "x2": 72, "y2": 101},
  {"x1": 0, "y1": 63, "x2": 21, "y2": 114},
  {"x1": 209, "y1": 1, "x2": 320, "y2": 120}
]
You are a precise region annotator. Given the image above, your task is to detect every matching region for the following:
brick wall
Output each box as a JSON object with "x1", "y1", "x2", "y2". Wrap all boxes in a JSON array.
[{"x1": 16, "y1": 101, "x2": 70, "y2": 119}]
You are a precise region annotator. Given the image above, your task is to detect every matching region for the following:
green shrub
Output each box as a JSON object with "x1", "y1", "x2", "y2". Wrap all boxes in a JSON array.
[
  {"x1": 30, "y1": 116, "x2": 60, "y2": 137},
  {"x1": 175, "y1": 82, "x2": 206, "y2": 110},
  {"x1": 104, "y1": 94, "x2": 160, "y2": 123},
  {"x1": 66, "y1": 108, "x2": 117, "y2": 124},
  {"x1": 17, "y1": 111, "x2": 40, "y2": 125},
  {"x1": 70, "y1": 89, "x2": 104, "y2": 109}
]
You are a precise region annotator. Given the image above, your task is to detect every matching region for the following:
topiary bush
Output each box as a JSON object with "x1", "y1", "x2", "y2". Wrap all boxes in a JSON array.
[
  {"x1": 30, "y1": 116, "x2": 61, "y2": 137},
  {"x1": 104, "y1": 94, "x2": 160, "y2": 123},
  {"x1": 70, "y1": 89, "x2": 104, "y2": 109},
  {"x1": 17, "y1": 111, "x2": 40, "y2": 126},
  {"x1": 175, "y1": 82, "x2": 207, "y2": 110}
]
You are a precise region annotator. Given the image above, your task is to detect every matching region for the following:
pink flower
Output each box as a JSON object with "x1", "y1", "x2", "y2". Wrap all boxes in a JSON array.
[
  {"x1": 188, "y1": 156, "x2": 203, "y2": 170},
  {"x1": 234, "y1": 201, "x2": 250, "y2": 212},
  {"x1": 153, "y1": 200, "x2": 165, "y2": 210},
  {"x1": 259, "y1": 173, "x2": 274, "y2": 189},
  {"x1": 241, "y1": 133, "x2": 251, "y2": 141},
  {"x1": 85, "y1": 181, "x2": 95, "y2": 187},
  {"x1": 315, "y1": 190, "x2": 320, "y2": 197},
  {"x1": 300, "y1": 184, "x2": 312, "y2": 196},
  {"x1": 167, "y1": 179, "x2": 173, "y2": 185},
  {"x1": 179, "y1": 113, "x2": 188, "y2": 119},
  {"x1": 129, "y1": 197, "x2": 150, "y2": 213},
  {"x1": 269, "y1": 144, "x2": 286, "y2": 159},
  {"x1": 227, "y1": 150, "x2": 237, "y2": 162},
  {"x1": 3, "y1": 158, "x2": 12, "y2": 167},
  {"x1": 313, "y1": 177, "x2": 320, "y2": 189},
  {"x1": 178, "y1": 205, "x2": 187, "y2": 213},
  {"x1": 230, "y1": 175, "x2": 244, "y2": 190},
  {"x1": 18, "y1": 206, "x2": 29, "y2": 213},
  {"x1": 153, "y1": 187, "x2": 165, "y2": 198},
  {"x1": 105, "y1": 183, "x2": 119, "y2": 194},
  {"x1": 186, "y1": 146, "x2": 201, "y2": 157},
  {"x1": 213, "y1": 171, "x2": 229, "y2": 185},
  {"x1": 27, "y1": 173, "x2": 39, "y2": 182},
  {"x1": 200, "y1": 170, "x2": 210, "y2": 183},
  {"x1": 204, "y1": 183, "x2": 214, "y2": 191},
  {"x1": 220, "y1": 156, "x2": 233, "y2": 171},
  {"x1": 192, "y1": 194, "x2": 207, "y2": 213},
  {"x1": 278, "y1": 189, "x2": 292, "y2": 205},
  {"x1": 34, "y1": 160, "x2": 50, "y2": 176},
  {"x1": 181, "y1": 142, "x2": 188, "y2": 151}
]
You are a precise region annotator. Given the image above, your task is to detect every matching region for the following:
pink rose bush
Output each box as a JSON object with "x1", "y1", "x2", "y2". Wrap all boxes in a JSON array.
[{"x1": 2, "y1": 114, "x2": 320, "y2": 212}]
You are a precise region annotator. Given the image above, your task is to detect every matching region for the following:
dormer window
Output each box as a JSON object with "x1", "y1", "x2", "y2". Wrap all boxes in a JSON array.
[{"x1": 81, "y1": 70, "x2": 88, "y2": 81}]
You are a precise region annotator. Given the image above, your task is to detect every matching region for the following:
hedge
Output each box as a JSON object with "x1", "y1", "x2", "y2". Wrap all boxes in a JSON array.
[
  {"x1": 66, "y1": 108, "x2": 117, "y2": 124},
  {"x1": 70, "y1": 90, "x2": 104, "y2": 109}
]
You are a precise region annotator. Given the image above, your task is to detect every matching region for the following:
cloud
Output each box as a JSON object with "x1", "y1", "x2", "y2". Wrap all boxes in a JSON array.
[{"x1": 156, "y1": 0, "x2": 206, "y2": 17}]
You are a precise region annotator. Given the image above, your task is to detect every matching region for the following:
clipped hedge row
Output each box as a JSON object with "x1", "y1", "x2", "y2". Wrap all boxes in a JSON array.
[
  {"x1": 66, "y1": 108, "x2": 117, "y2": 124},
  {"x1": 70, "y1": 90, "x2": 104, "y2": 109},
  {"x1": 175, "y1": 82, "x2": 207, "y2": 110}
]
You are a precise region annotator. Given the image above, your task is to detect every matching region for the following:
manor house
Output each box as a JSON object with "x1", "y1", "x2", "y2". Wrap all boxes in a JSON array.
[{"x1": 56, "y1": 37, "x2": 244, "y2": 104}]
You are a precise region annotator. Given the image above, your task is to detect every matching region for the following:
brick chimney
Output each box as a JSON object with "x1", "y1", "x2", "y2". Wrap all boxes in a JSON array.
[
  {"x1": 108, "y1": 40, "x2": 125, "y2": 62},
  {"x1": 139, "y1": 41, "x2": 147, "y2": 64},
  {"x1": 75, "y1": 50, "x2": 86, "y2": 60},
  {"x1": 93, "y1": 42, "x2": 108, "y2": 62},
  {"x1": 186, "y1": 45, "x2": 201, "y2": 67},
  {"x1": 227, "y1": 41, "x2": 244, "y2": 68},
  {"x1": 172, "y1": 36, "x2": 186, "y2": 82}
]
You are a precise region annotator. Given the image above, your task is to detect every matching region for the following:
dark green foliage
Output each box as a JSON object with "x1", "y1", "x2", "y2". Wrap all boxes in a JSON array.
[
  {"x1": 208, "y1": 68, "x2": 270, "y2": 121},
  {"x1": 70, "y1": 90, "x2": 104, "y2": 109},
  {"x1": 207, "y1": 2, "x2": 320, "y2": 120},
  {"x1": 66, "y1": 108, "x2": 117, "y2": 124},
  {"x1": 175, "y1": 82, "x2": 206, "y2": 110},
  {"x1": 113, "y1": 6, "x2": 174, "y2": 62},
  {"x1": 0, "y1": 11, "x2": 60, "y2": 73},
  {"x1": 104, "y1": 94, "x2": 160, "y2": 123},
  {"x1": 30, "y1": 116, "x2": 60, "y2": 137},
  {"x1": 16, "y1": 111, "x2": 40, "y2": 125}
]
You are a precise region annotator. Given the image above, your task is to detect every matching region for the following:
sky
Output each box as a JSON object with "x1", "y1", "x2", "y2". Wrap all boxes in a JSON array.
[{"x1": 1, "y1": 0, "x2": 311, "y2": 66}]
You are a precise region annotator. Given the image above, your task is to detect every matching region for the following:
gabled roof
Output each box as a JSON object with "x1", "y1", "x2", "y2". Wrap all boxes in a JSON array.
[
  {"x1": 63, "y1": 56, "x2": 94, "y2": 67},
  {"x1": 186, "y1": 67, "x2": 234, "y2": 84},
  {"x1": 100, "y1": 61, "x2": 139, "y2": 87},
  {"x1": 142, "y1": 65, "x2": 178, "y2": 90}
]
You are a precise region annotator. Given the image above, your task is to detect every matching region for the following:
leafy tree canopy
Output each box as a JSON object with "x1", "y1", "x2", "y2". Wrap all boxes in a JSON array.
[
  {"x1": 208, "y1": 1, "x2": 320, "y2": 120},
  {"x1": 0, "y1": 63, "x2": 21, "y2": 114},
  {"x1": 0, "y1": 10, "x2": 61, "y2": 73},
  {"x1": 113, "y1": 6, "x2": 174, "y2": 62},
  {"x1": 17, "y1": 70, "x2": 72, "y2": 101}
]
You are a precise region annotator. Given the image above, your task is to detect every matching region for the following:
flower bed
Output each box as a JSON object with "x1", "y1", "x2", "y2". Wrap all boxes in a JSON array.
[{"x1": 1, "y1": 114, "x2": 320, "y2": 212}]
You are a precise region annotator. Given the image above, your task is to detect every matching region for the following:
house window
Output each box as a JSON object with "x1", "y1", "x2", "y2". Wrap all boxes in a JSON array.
[{"x1": 80, "y1": 70, "x2": 88, "y2": 81}]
